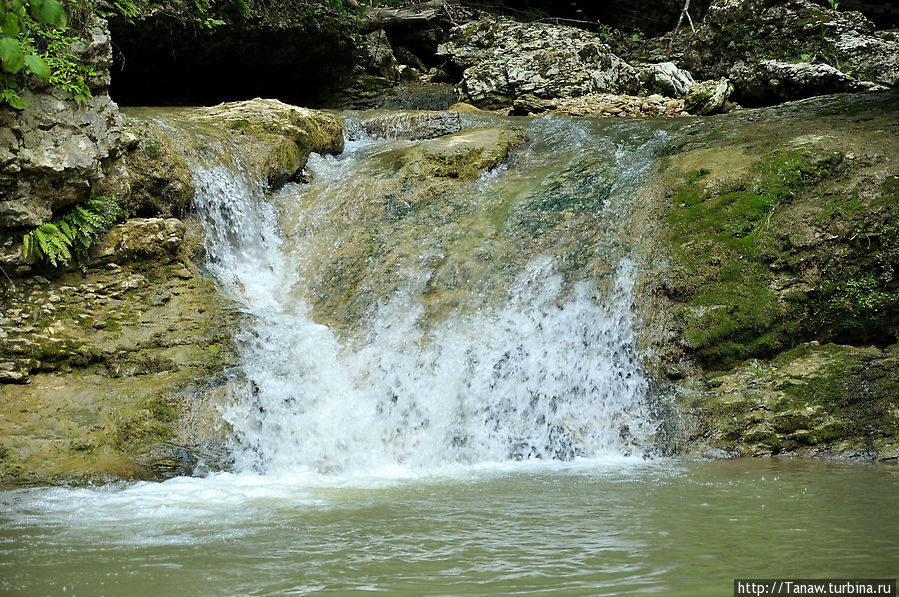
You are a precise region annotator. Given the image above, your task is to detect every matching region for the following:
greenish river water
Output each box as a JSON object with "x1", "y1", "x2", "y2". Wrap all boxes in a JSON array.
[{"x1": 2, "y1": 458, "x2": 896, "y2": 595}]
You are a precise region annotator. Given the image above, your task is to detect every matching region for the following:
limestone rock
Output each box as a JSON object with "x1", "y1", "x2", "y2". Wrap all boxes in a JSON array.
[
  {"x1": 367, "y1": 29, "x2": 401, "y2": 82},
  {"x1": 118, "y1": 118, "x2": 195, "y2": 218},
  {"x1": 0, "y1": 258, "x2": 238, "y2": 483},
  {"x1": 683, "y1": 343, "x2": 899, "y2": 460},
  {"x1": 731, "y1": 61, "x2": 878, "y2": 102},
  {"x1": 512, "y1": 95, "x2": 560, "y2": 116},
  {"x1": 89, "y1": 218, "x2": 186, "y2": 265},
  {"x1": 448, "y1": 102, "x2": 490, "y2": 114},
  {"x1": 685, "y1": 0, "x2": 898, "y2": 103},
  {"x1": 188, "y1": 99, "x2": 345, "y2": 186},
  {"x1": 637, "y1": 62, "x2": 697, "y2": 98},
  {"x1": 357, "y1": 110, "x2": 463, "y2": 140},
  {"x1": 378, "y1": 126, "x2": 529, "y2": 182},
  {"x1": 437, "y1": 17, "x2": 639, "y2": 109},
  {"x1": 397, "y1": 64, "x2": 420, "y2": 83},
  {"x1": 835, "y1": 30, "x2": 899, "y2": 87},
  {"x1": 0, "y1": 18, "x2": 123, "y2": 229},
  {"x1": 683, "y1": 78, "x2": 734, "y2": 115},
  {"x1": 514, "y1": 92, "x2": 687, "y2": 118}
]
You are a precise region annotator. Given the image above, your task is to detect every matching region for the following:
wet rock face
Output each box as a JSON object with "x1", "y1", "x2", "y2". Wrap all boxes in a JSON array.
[
  {"x1": 678, "y1": 343, "x2": 899, "y2": 461},
  {"x1": 0, "y1": 98, "x2": 348, "y2": 485},
  {"x1": 437, "y1": 17, "x2": 640, "y2": 108},
  {"x1": 118, "y1": 99, "x2": 344, "y2": 219},
  {"x1": 684, "y1": 0, "x2": 898, "y2": 104},
  {"x1": 653, "y1": 93, "x2": 899, "y2": 373},
  {"x1": 187, "y1": 99, "x2": 345, "y2": 187},
  {"x1": 0, "y1": 259, "x2": 238, "y2": 485},
  {"x1": 628, "y1": 90, "x2": 899, "y2": 460},
  {"x1": 0, "y1": 19, "x2": 123, "y2": 229},
  {"x1": 275, "y1": 125, "x2": 530, "y2": 330}
]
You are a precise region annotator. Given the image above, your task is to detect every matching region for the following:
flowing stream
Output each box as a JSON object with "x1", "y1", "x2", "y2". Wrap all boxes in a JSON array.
[
  {"x1": 199, "y1": 114, "x2": 663, "y2": 474},
  {"x1": 1, "y1": 111, "x2": 897, "y2": 595}
]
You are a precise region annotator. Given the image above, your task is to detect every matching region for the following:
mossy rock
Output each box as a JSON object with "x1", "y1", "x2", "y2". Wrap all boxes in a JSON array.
[
  {"x1": 663, "y1": 144, "x2": 899, "y2": 371},
  {"x1": 683, "y1": 343, "x2": 899, "y2": 459},
  {"x1": 0, "y1": 260, "x2": 238, "y2": 486}
]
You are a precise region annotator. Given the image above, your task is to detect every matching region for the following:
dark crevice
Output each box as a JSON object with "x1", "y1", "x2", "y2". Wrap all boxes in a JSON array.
[{"x1": 108, "y1": 12, "x2": 358, "y2": 107}]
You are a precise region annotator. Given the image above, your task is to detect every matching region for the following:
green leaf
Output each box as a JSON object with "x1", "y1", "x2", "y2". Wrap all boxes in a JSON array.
[
  {"x1": 0, "y1": 37, "x2": 24, "y2": 73},
  {"x1": 1, "y1": 12, "x2": 20, "y2": 37},
  {"x1": 22, "y1": 232, "x2": 33, "y2": 259},
  {"x1": 24, "y1": 53, "x2": 50, "y2": 79},
  {"x1": 0, "y1": 87, "x2": 26, "y2": 108},
  {"x1": 36, "y1": 0, "x2": 66, "y2": 28}
]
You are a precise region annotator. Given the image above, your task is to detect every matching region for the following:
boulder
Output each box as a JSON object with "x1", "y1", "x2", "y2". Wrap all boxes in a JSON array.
[
  {"x1": 357, "y1": 110, "x2": 463, "y2": 140},
  {"x1": 684, "y1": 0, "x2": 898, "y2": 103},
  {"x1": 185, "y1": 99, "x2": 345, "y2": 186},
  {"x1": 683, "y1": 78, "x2": 734, "y2": 114},
  {"x1": 730, "y1": 60, "x2": 877, "y2": 102},
  {"x1": 437, "y1": 17, "x2": 639, "y2": 108},
  {"x1": 366, "y1": 29, "x2": 401, "y2": 82},
  {"x1": 375, "y1": 126, "x2": 529, "y2": 182},
  {"x1": 637, "y1": 62, "x2": 697, "y2": 98}
]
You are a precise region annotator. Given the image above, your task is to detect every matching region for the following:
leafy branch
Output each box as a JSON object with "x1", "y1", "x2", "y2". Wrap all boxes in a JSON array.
[{"x1": 0, "y1": 0, "x2": 68, "y2": 107}]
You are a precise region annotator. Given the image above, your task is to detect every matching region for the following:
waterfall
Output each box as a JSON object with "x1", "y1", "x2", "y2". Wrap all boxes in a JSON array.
[{"x1": 193, "y1": 115, "x2": 662, "y2": 476}]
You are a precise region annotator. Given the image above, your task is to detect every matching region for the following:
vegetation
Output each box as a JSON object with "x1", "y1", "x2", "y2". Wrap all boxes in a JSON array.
[
  {"x1": 0, "y1": 0, "x2": 68, "y2": 107},
  {"x1": 22, "y1": 195, "x2": 121, "y2": 267},
  {"x1": 666, "y1": 152, "x2": 899, "y2": 370}
]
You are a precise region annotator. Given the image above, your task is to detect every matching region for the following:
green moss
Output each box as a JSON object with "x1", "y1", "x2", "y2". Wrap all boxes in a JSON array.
[
  {"x1": 779, "y1": 346, "x2": 899, "y2": 441},
  {"x1": 140, "y1": 138, "x2": 160, "y2": 159},
  {"x1": 666, "y1": 151, "x2": 898, "y2": 370},
  {"x1": 716, "y1": 6, "x2": 838, "y2": 66}
]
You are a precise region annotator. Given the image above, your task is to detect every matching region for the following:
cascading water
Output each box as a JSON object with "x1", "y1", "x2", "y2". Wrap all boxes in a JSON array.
[
  {"x1": 5, "y1": 101, "x2": 898, "y2": 597},
  {"x1": 193, "y1": 114, "x2": 664, "y2": 476}
]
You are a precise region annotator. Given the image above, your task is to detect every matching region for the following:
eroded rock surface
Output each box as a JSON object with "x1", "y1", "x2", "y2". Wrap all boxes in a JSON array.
[
  {"x1": 632, "y1": 90, "x2": 899, "y2": 459},
  {"x1": 0, "y1": 19, "x2": 124, "y2": 229},
  {"x1": 685, "y1": 0, "x2": 898, "y2": 103},
  {"x1": 437, "y1": 17, "x2": 640, "y2": 108},
  {"x1": 0, "y1": 258, "x2": 238, "y2": 485},
  {"x1": 677, "y1": 343, "x2": 899, "y2": 460}
]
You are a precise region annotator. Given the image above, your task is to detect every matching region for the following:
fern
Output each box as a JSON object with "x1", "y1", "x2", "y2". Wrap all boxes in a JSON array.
[{"x1": 22, "y1": 195, "x2": 121, "y2": 267}]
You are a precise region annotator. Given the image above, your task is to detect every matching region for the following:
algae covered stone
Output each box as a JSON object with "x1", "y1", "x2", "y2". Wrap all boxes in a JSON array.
[
  {"x1": 681, "y1": 343, "x2": 899, "y2": 460},
  {"x1": 188, "y1": 99, "x2": 345, "y2": 186}
]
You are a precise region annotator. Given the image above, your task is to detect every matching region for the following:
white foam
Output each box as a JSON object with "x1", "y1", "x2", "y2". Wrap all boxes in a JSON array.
[{"x1": 190, "y1": 119, "x2": 660, "y2": 476}]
